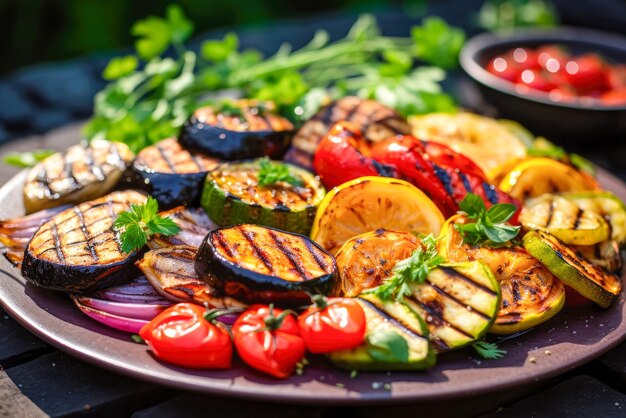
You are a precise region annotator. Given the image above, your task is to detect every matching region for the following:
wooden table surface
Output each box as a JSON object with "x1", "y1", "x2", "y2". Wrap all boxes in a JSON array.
[{"x1": 1, "y1": 123, "x2": 626, "y2": 417}]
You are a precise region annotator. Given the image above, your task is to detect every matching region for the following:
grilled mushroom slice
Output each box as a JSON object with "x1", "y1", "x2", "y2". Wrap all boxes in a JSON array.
[
  {"x1": 195, "y1": 224, "x2": 337, "y2": 306},
  {"x1": 23, "y1": 139, "x2": 134, "y2": 213},
  {"x1": 21, "y1": 190, "x2": 147, "y2": 293},
  {"x1": 284, "y1": 96, "x2": 410, "y2": 170},
  {"x1": 179, "y1": 101, "x2": 294, "y2": 160},
  {"x1": 148, "y1": 206, "x2": 217, "y2": 250},
  {"x1": 125, "y1": 137, "x2": 220, "y2": 209},
  {"x1": 137, "y1": 246, "x2": 246, "y2": 308}
]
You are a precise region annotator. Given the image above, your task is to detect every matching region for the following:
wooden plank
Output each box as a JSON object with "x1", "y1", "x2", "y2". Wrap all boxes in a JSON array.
[
  {"x1": 132, "y1": 393, "x2": 323, "y2": 418},
  {"x1": 0, "y1": 308, "x2": 50, "y2": 368},
  {"x1": 5, "y1": 351, "x2": 170, "y2": 417},
  {"x1": 481, "y1": 375, "x2": 626, "y2": 417},
  {"x1": 0, "y1": 370, "x2": 48, "y2": 417}
]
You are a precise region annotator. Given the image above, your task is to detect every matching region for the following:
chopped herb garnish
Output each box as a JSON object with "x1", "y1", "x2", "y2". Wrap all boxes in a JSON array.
[
  {"x1": 472, "y1": 340, "x2": 507, "y2": 359},
  {"x1": 131, "y1": 334, "x2": 146, "y2": 344},
  {"x1": 3, "y1": 150, "x2": 56, "y2": 168},
  {"x1": 454, "y1": 193, "x2": 520, "y2": 247},
  {"x1": 257, "y1": 158, "x2": 303, "y2": 187},
  {"x1": 113, "y1": 196, "x2": 181, "y2": 253},
  {"x1": 366, "y1": 329, "x2": 409, "y2": 364},
  {"x1": 364, "y1": 234, "x2": 443, "y2": 301}
]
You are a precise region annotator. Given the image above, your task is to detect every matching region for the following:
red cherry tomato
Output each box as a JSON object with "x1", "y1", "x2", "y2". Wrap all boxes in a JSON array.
[
  {"x1": 139, "y1": 303, "x2": 232, "y2": 369},
  {"x1": 232, "y1": 304, "x2": 305, "y2": 379},
  {"x1": 370, "y1": 136, "x2": 457, "y2": 217},
  {"x1": 564, "y1": 54, "x2": 611, "y2": 94},
  {"x1": 511, "y1": 47, "x2": 541, "y2": 70},
  {"x1": 313, "y1": 122, "x2": 398, "y2": 189},
  {"x1": 601, "y1": 88, "x2": 626, "y2": 105},
  {"x1": 487, "y1": 55, "x2": 522, "y2": 82},
  {"x1": 564, "y1": 285, "x2": 593, "y2": 307},
  {"x1": 298, "y1": 296, "x2": 366, "y2": 354},
  {"x1": 536, "y1": 45, "x2": 568, "y2": 70},
  {"x1": 516, "y1": 69, "x2": 559, "y2": 92}
]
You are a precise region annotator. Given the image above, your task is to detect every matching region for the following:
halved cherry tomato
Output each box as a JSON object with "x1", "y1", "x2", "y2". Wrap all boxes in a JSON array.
[
  {"x1": 313, "y1": 122, "x2": 398, "y2": 189},
  {"x1": 298, "y1": 295, "x2": 366, "y2": 353},
  {"x1": 139, "y1": 303, "x2": 232, "y2": 369},
  {"x1": 370, "y1": 135, "x2": 457, "y2": 217},
  {"x1": 232, "y1": 304, "x2": 305, "y2": 379}
]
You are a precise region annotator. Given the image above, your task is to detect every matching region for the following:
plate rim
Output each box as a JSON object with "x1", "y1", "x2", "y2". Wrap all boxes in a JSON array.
[{"x1": 1, "y1": 169, "x2": 626, "y2": 405}]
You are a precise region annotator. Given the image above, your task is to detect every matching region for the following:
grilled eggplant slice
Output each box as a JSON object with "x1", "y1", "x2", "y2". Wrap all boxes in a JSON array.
[
  {"x1": 520, "y1": 195, "x2": 610, "y2": 245},
  {"x1": 439, "y1": 216, "x2": 565, "y2": 334},
  {"x1": 137, "y1": 246, "x2": 246, "y2": 308},
  {"x1": 148, "y1": 206, "x2": 216, "y2": 250},
  {"x1": 284, "y1": 96, "x2": 411, "y2": 170},
  {"x1": 328, "y1": 297, "x2": 436, "y2": 371},
  {"x1": 126, "y1": 137, "x2": 221, "y2": 209},
  {"x1": 195, "y1": 224, "x2": 337, "y2": 306},
  {"x1": 179, "y1": 101, "x2": 294, "y2": 160},
  {"x1": 23, "y1": 139, "x2": 134, "y2": 213},
  {"x1": 334, "y1": 229, "x2": 421, "y2": 297},
  {"x1": 201, "y1": 159, "x2": 325, "y2": 235},
  {"x1": 0, "y1": 205, "x2": 71, "y2": 267},
  {"x1": 523, "y1": 230, "x2": 622, "y2": 308},
  {"x1": 21, "y1": 190, "x2": 147, "y2": 293}
]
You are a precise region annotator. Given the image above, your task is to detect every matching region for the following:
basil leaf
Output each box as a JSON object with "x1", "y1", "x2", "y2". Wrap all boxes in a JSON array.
[
  {"x1": 459, "y1": 193, "x2": 486, "y2": 217},
  {"x1": 486, "y1": 203, "x2": 517, "y2": 224},
  {"x1": 484, "y1": 224, "x2": 520, "y2": 243},
  {"x1": 366, "y1": 330, "x2": 409, "y2": 363}
]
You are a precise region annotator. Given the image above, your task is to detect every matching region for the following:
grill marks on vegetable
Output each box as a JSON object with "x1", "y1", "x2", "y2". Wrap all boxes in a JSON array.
[
  {"x1": 135, "y1": 138, "x2": 219, "y2": 175},
  {"x1": 193, "y1": 103, "x2": 293, "y2": 133},
  {"x1": 285, "y1": 97, "x2": 410, "y2": 169},
  {"x1": 23, "y1": 140, "x2": 134, "y2": 213},
  {"x1": 27, "y1": 191, "x2": 147, "y2": 267},
  {"x1": 212, "y1": 225, "x2": 333, "y2": 282}
]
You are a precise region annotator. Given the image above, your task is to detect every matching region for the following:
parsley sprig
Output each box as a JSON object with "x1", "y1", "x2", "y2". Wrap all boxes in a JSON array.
[
  {"x1": 454, "y1": 193, "x2": 520, "y2": 247},
  {"x1": 257, "y1": 158, "x2": 303, "y2": 187},
  {"x1": 113, "y1": 196, "x2": 180, "y2": 253},
  {"x1": 365, "y1": 234, "x2": 444, "y2": 301},
  {"x1": 83, "y1": 6, "x2": 464, "y2": 153},
  {"x1": 472, "y1": 340, "x2": 507, "y2": 359}
]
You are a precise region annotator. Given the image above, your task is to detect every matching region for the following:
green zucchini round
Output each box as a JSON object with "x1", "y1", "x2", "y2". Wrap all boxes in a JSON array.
[
  {"x1": 201, "y1": 159, "x2": 325, "y2": 235},
  {"x1": 195, "y1": 224, "x2": 337, "y2": 306}
]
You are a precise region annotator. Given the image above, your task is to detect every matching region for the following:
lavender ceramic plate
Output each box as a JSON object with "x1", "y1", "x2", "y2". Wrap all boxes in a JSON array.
[{"x1": 1, "y1": 170, "x2": 625, "y2": 405}]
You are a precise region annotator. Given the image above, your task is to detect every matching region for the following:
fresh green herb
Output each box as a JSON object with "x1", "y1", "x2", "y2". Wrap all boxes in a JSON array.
[
  {"x1": 257, "y1": 158, "x2": 303, "y2": 187},
  {"x1": 472, "y1": 340, "x2": 507, "y2": 359},
  {"x1": 478, "y1": 0, "x2": 558, "y2": 32},
  {"x1": 455, "y1": 193, "x2": 520, "y2": 247},
  {"x1": 85, "y1": 6, "x2": 464, "y2": 153},
  {"x1": 365, "y1": 234, "x2": 444, "y2": 301},
  {"x1": 366, "y1": 329, "x2": 410, "y2": 363},
  {"x1": 131, "y1": 334, "x2": 146, "y2": 344},
  {"x1": 3, "y1": 150, "x2": 56, "y2": 168},
  {"x1": 113, "y1": 196, "x2": 181, "y2": 253}
]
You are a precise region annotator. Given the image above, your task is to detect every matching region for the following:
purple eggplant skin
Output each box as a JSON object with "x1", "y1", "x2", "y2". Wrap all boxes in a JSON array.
[
  {"x1": 123, "y1": 167, "x2": 208, "y2": 210},
  {"x1": 179, "y1": 115, "x2": 294, "y2": 161},
  {"x1": 194, "y1": 225, "x2": 337, "y2": 306},
  {"x1": 21, "y1": 250, "x2": 143, "y2": 293}
]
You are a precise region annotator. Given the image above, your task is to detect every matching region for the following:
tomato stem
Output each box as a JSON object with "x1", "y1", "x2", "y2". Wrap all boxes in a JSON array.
[
  {"x1": 263, "y1": 304, "x2": 295, "y2": 331},
  {"x1": 203, "y1": 306, "x2": 242, "y2": 323},
  {"x1": 311, "y1": 294, "x2": 328, "y2": 309}
]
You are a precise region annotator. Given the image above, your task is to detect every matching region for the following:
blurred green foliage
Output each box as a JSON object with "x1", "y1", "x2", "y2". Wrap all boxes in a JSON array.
[{"x1": 0, "y1": 0, "x2": 393, "y2": 75}]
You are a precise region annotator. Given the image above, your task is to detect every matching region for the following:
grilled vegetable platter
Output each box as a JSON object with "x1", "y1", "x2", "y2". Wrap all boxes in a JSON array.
[{"x1": 0, "y1": 8, "x2": 625, "y2": 399}]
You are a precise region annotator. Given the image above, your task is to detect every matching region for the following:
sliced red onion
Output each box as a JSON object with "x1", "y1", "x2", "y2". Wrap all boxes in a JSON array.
[
  {"x1": 72, "y1": 297, "x2": 149, "y2": 334},
  {"x1": 94, "y1": 276, "x2": 168, "y2": 304},
  {"x1": 74, "y1": 296, "x2": 172, "y2": 320}
]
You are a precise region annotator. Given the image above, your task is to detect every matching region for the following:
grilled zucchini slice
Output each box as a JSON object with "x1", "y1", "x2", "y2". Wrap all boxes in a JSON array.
[
  {"x1": 523, "y1": 230, "x2": 622, "y2": 308},
  {"x1": 195, "y1": 224, "x2": 337, "y2": 306},
  {"x1": 399, "y1": 262, "x2": 500, "y2": 351},
  {"x1": 439, "y1": 216, "x2": 565, "y2": 335},
  {"x1": 284, "y1": 96, "x2": 410, "y2": 170},
  {"x1": 21, "y1": 190, "x2": 147, "y2": 293},
  {"x1": 179, "y1": 100, "x2": 294, "y2": 160},
  {"x1": 520, "y1": 195, "x2": 610, "y2": 245},
  {"x1": 201, "y1": 159, "x2": 325, "y2": 235},
  {"x1": 559, "y1": 191, "x2": 626, "y2": 247},
  {"x1": 127, "y1": 137, "x2": 221, "y2": 209},
  {"x1": 23, "y1": 139, "x2": 134, "y2": 213},
  {"x1": 328, "y1": 297, "x2": 436, "y2": 371}
]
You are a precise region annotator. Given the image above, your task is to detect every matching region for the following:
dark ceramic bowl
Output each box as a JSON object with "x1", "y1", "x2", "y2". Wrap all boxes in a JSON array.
[{"x1": 460, "y1": 27, "x2": 626, "y2": 144}]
